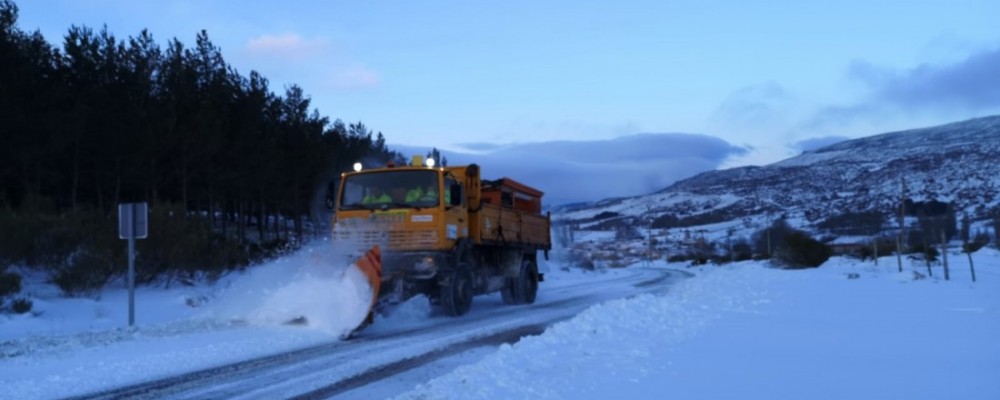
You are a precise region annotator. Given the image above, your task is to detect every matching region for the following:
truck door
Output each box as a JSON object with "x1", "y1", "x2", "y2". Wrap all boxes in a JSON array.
[{"x1": 443, "y1": 174, "x2": 467, "y2": 243}]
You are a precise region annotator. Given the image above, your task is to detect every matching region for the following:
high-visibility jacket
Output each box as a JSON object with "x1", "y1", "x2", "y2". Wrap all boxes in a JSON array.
[
  {"x1": 405, "y1": 187, "x2": 423, "y2": 202},
  {"x1": 363, "y1": 193, "x2": 391, "y2": 204}
]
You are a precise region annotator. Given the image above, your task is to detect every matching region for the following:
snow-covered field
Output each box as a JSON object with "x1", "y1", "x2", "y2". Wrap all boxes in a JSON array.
[
  {"x1": 399, "y1": 252, "x2": 1000, "y2": 399},
  {"x1": 2, "y1": 246, "x2": 998, "y2": 399}
]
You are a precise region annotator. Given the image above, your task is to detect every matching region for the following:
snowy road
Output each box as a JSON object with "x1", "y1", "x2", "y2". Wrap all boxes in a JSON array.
[{"x1": 59, "y1": 267, "x2": 688, "y2": 400}]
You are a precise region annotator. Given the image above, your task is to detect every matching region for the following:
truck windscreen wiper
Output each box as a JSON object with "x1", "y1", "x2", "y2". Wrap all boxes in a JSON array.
[{"x1": 339, "y1": 203, "x2": 366, "y2": 210}]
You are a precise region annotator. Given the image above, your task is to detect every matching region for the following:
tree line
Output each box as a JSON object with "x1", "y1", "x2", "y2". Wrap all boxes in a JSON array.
[{"x1": 0, "y1": 1, "x2": 403, "y2": 292}]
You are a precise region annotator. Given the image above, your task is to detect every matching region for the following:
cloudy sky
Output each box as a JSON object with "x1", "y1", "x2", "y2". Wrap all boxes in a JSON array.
[{"x1": 15, "y1": 0, "x2": 1000, "y2": 204}]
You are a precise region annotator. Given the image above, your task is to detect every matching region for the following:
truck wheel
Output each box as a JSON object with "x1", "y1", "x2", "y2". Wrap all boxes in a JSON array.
[
  {"x1": 515, "y1": 259, "x2": 539, "y2": 304},
  {"x1": 501, "y1": 278, "x2": 517, "y2": 305},
  {"x1": 440, "y1": 266, "x2": 473, "y2": 316}
]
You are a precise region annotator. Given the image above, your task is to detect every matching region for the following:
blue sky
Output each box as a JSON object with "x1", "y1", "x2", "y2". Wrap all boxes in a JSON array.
[{"x1": 14, "y1": 0, "x2": 1000, "y2": 203}]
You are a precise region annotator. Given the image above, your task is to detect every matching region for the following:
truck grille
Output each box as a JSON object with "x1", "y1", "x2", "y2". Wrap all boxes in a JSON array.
[{"x1": 333, "y1": 228, "x2": 439, "y2": 251}]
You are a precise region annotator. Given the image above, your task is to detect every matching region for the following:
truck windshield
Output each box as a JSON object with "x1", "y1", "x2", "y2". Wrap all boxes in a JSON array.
[{"x1": 340, "y1": 170, "x2": 440, "y2": 210}]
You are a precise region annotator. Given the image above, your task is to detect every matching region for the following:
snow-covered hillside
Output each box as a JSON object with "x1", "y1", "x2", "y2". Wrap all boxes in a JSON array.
[{"x1": 557, "y1": 116, "x2": 1000, "y2": 239}]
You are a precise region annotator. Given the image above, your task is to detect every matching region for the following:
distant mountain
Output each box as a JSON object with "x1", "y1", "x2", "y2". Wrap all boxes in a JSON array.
[{"x1": 557, "y1": 116, "x2": 1000, "y2": 238}]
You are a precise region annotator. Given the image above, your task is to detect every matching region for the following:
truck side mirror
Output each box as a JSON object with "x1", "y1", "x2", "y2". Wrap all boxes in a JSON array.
[{"x1": 449, "y1": 183, "x2": 462, "y2": 206}]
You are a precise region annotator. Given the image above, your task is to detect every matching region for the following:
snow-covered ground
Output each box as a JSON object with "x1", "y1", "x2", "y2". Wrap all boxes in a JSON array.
[
  {"x1": 397, "y1": 251, "x2": 1000, "y2": 399},
  {"x1": 2, "y1": 246, "x2": 999, "y2": 399}
]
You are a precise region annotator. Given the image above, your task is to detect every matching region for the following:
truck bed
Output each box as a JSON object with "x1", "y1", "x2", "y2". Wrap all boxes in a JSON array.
[{"x1": 477, "y1": 203, "x2": 550, "y2": 249}]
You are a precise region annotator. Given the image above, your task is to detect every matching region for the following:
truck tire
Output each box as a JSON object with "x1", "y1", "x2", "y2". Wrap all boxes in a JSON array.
[
  {"x1": 440, "y1": 266, "x2": 473, "y2": 316},
  {"x1": 503, "y1": 259, "x2": 538, "y2": 305},
  {"x1": 515, "y1": 259, "x2": 539, "y2": 304},
  {"x1": 501, "y1": 278, "x2": 517, "y2": 305}
]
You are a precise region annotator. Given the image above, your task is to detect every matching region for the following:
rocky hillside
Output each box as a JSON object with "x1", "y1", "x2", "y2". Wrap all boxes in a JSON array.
[{"x1": 557, "y1": 116, "x2": 1000, "y2": 239}]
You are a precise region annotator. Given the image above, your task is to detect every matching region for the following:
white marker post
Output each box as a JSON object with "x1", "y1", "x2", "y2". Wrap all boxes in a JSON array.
[{"x1": 118, "y1": 202, "x2": 148, "y2": 327}]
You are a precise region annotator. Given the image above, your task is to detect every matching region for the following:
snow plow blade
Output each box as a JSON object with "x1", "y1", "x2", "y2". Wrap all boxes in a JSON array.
[
  {"x1": 279, "y1": 244, "x2": 382, "y2": 338},
  {"x1": 353, "y1": 244, "x2": 383, "y2": 332}
]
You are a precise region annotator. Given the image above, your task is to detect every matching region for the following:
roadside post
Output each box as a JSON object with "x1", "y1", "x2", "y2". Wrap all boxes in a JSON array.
[{"x1": 118, "y1": 202, "x2": 148, "y2": 327}]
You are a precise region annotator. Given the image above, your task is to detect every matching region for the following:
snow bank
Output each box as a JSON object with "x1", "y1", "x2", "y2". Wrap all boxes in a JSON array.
[
  {"x1": 394, "y1": 262, "x2": 774, "y2": 399},
  {"x1": 396, "y1": 254, "x2": 1000, "y2": 399},
  {"x1": 0, "y1": 241, "x2": 379, "y2": 398}
]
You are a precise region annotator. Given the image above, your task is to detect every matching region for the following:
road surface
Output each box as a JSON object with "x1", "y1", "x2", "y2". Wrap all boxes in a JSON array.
[{"x1": 67, "y1": 267, "x2": 689, "y2": 400}]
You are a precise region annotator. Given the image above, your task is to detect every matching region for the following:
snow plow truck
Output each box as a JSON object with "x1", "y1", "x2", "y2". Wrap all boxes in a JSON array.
[{"x1": 331, "y1": 156, "x2": 551, "y2": 330}]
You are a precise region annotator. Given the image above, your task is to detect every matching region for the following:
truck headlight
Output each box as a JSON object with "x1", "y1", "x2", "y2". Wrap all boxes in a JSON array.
[{"x1": 414, "y1": 256, "x2": 436, "y2": 272}]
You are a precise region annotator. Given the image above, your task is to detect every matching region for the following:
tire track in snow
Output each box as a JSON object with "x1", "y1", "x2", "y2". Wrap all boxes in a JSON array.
[
  {"x1": 289, "y1": 324, "x2": 549, "y2": 400},
  {"x1": 64, "y1": 268, "x2": 684, "y2": 400}
]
